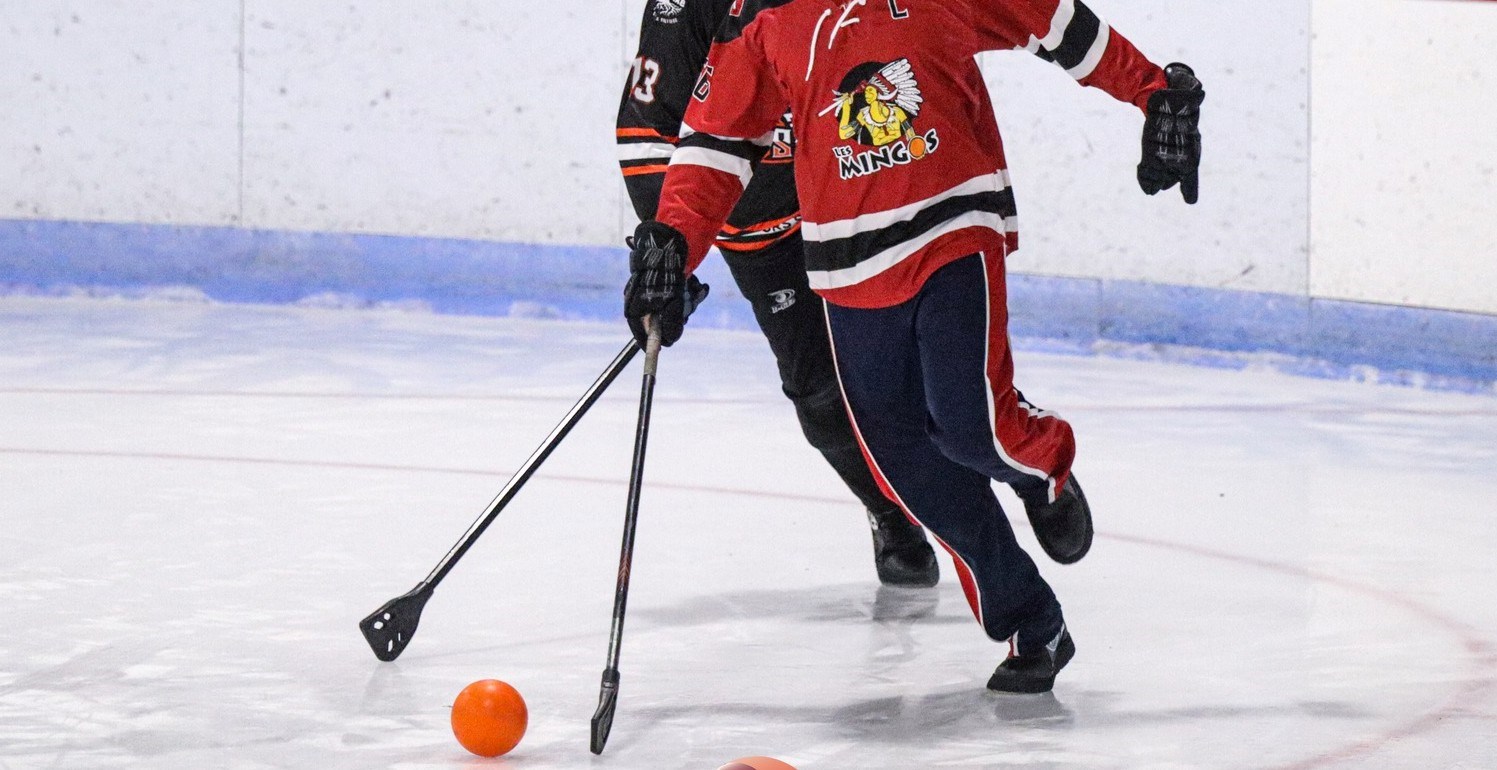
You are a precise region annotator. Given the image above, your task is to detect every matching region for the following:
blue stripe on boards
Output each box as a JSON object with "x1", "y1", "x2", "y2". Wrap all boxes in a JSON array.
[{"x1": 1, "y1": 218, "x2": 1493, "y2": 392}]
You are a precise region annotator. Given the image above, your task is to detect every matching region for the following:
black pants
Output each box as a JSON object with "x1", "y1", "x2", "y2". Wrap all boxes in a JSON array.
[{"x1": 721, "y1": 234, "x2": 892, "y2": 515}]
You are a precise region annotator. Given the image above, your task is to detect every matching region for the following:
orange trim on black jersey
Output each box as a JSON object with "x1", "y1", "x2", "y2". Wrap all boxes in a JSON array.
[
  {"x1": 716, "y1": 221, "x2": 802, "y2": 251},
  {"x1": 621, "y1": 164, "x2": 670, "y2": 177},
  {"x1": 716, "y1": 239, "x2": 776, "y2": 253},
  {"x1": 719, "y1": 212, "x2": 801, "y2": 237},
  {"x1": 615, "y1": 128, "x2": 679, "y2": 143}
]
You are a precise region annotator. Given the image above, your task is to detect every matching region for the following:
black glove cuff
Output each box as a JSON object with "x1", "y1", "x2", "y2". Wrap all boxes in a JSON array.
[
  {"x1": 1163, "y1": 63, "x2": 1200, "y2": 92},
  {"x1": 1148, "y1": 63, "x2": 1205, "y2": 114},
  {"x1": 1147, "y1": 86, "x2": 1205, "y2": 114},
  {"x1": 628, "y1": 221, "x2": 688, "y2": 274}
]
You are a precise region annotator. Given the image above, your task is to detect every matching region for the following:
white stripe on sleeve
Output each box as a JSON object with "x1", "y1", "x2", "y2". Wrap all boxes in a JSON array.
[
  {"x1": 616, "y1": 143, "x2": 677, "y2": 162},
  {"x1": 679, "y1": 122, "x2": 776, "y2": 147},
  {"x1": 669, "y1": 146, "x2": 754, "y2": 187},
  {"x1": 1039, "y1": 0, "x2": 1076, "y2": 51}
]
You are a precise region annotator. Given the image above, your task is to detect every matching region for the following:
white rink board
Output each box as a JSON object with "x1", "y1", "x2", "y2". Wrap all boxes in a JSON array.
[
  {"x1": 1310, "y1": 0, "x2": 1497, "y2": 315},
  {"x1": 980, "y1": 0, "x2": 1310, "y2": 296},
  {"x1": 0, "y1": 1, "x2": 241, "y2": 225},
  {"x1": 5, "y1": 1, "x2": 1496, "y2": 316},
  {"x1": 240, "y1": 0, "x2": 628, "y2": 244},
  {"x1": 6, "y1": 1, "x2": 1310, "y2": 294}
]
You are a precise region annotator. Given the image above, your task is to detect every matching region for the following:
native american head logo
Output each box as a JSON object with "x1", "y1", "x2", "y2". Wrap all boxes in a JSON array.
[
  {"x1": 824, "y1": 60, "x2": 925, "y2": 151},
  {"x1": 821, "y1": 59, "x2": 939, "y2": 179}
]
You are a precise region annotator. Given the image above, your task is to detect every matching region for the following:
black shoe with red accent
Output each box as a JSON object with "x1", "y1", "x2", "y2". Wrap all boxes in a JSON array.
[
  {"x1": 987, "y1": 626, "x2": 1075, "y2": 694},
  {"x1": 1023, "y1": 476, "x2": 1094, "y2": 565},
  {"x1": 868, "y1": 506, "x2": 939, "y2": 587}
]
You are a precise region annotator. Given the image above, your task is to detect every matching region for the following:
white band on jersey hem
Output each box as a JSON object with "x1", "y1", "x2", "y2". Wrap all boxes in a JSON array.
[
  {"x1": 805, "y1": 211, "x2": 1012, "y2": 291},
  {"x1": 616, "y1": 143, "x2": 677, "y2": 162},
  {"x1": 670, "y1": 146, "x2": 754, "y2": 187},
  {"x1": 801, "y1": 170, "x2": 1011, "y2": 243}
]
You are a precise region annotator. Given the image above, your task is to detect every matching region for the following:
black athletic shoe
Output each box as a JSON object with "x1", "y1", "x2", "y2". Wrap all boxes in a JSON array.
[
  {"x1": 1023, "y1": 476, "x2": 1094, "y2": 565},
  {"x1": 987, "y1": 626, "x2": 1075, "y2": 694},
  {"x1": 868, "y1": 506, "x2": 939, "y2": 587}
]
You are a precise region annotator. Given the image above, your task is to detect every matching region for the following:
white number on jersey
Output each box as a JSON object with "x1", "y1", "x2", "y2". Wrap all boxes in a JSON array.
[{"x1": 630, "y1": 57, "x2": 661, "y2": 104}]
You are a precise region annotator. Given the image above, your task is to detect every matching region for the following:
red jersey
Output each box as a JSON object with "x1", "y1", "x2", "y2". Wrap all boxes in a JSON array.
[{"x1": 657, "y1": 0, "x2": 1168, "y2": 308}]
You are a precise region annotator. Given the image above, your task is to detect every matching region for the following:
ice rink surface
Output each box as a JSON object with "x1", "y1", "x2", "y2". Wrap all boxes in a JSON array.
[{"x1": 1, "y1": 295, "x2": 1494, "y2": 769}]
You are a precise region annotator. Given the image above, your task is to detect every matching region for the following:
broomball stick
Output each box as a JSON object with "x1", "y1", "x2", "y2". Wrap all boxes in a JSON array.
[{"x1": 359, "y1": 340, "x2": 641, "y2": 662}]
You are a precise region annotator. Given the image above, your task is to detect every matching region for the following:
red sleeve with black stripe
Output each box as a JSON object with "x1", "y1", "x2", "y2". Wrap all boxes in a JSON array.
[
  {"x1": 971, "y1": 0, "x2": 1168, "y2": 111},
  {"x1": 656, "y1": 5, "x2": 788, "y2": 273},
  {"x1": 617, "y1": 0, "x2": 728, "y2": 221}
]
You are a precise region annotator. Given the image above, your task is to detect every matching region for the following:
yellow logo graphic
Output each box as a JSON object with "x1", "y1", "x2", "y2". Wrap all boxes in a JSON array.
[{"x1": 821, "y1": 59, "x2": 939, "y2": 180}]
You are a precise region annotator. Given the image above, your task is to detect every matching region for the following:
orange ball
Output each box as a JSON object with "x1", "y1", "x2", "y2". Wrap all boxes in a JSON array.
[
  {"x1": 451, "y1": 679, "x2": 528, "y2": 757},
  {"x1": 718, "y1": 758, "x2": 797, "y2": 770},
  {"x1": 908, "y1": 136, "x2": 927, "y2": 159}
]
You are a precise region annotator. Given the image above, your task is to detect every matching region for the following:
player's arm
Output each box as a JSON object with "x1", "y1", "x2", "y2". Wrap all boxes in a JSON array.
[
  {"x1": 616, "y1": 2, "x2": 717, "y2": 221},
  {"x1": 623, "y1": 17, "x2": 787, "y2": 346},
  {"x1": 654, "y1": 21, "x2": 785, "y2": 275},
  {"x1": 973, "y1": 0, "x2": 1205, "y2": 202},
  {"x1": 974, "y1": 0, "x2": 1166, "y2": 107}
]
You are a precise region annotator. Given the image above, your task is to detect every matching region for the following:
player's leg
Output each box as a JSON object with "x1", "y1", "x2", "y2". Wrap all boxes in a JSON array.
[
  {"x1": 915, "y1": 252, "x2": 1093, "y2": 566},
  {"x1": 722, "y1": 235, "x2": 938, "y2": 587},
  {"x1": 904, "y1": 251, "x2": 1085, "y2": 692},
  {"x1": 824, "y1": 294, "x2": 1067, "y2": 690}
]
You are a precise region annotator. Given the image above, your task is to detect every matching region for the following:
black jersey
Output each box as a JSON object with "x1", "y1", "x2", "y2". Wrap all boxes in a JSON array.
[{"x1": 617, "y1": 0, "x2": 801, "y2": 253}]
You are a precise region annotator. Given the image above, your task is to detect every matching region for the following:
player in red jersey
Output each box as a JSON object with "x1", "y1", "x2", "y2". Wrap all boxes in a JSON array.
[
  {"x1": 623, "y1": 0, "x2": 1204, "y2": 693},
  {"x1": 618, "y1": 0, "x2": 940, "y2": 588}
]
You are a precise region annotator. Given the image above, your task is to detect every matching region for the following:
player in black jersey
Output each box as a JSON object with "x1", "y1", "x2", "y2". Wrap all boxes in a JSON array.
[{"x1": 617, "y1": 0, "x2": 939, "y2": 587}]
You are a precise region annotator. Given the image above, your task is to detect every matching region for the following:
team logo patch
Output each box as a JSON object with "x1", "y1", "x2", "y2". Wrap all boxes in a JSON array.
[
  {"x1": 820, "y1": 59, "x2": 939, "y2": 180},
  {"x1": 767, "y1": 112, "x2": 795, "y2": 162},
  {"x1": 768, "y1": 289, "x2": 796, "y2": 314},
  {"x1": 652, "y1": 0, "x2": 686, "y2": 22}
]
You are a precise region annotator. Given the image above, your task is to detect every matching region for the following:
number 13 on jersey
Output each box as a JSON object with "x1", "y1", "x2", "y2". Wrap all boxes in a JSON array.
[{"x1": 629, "y1": 56, "x2": 660, "y2": 103}]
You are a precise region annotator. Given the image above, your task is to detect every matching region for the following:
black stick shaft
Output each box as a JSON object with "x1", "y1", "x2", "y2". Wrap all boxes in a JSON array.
[
  {"x1": 592, "y1": 327, "x2": 662, "y2": 752},
  {"x1": 423, "y1": 340, "x2": 639, "y2": 588}
]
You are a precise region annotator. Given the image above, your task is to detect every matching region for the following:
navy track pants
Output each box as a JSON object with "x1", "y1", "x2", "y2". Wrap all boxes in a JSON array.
[{"x1": 824, "y1": 251, "x2": 1074, "y2": 649}]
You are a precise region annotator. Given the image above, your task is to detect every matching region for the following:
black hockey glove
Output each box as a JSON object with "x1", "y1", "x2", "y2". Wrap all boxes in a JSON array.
[
  {"x1": 1138, "y1": 63, "x2": 1205, "y2": 204},
  {"x1": 623, "y1": 221, "x2": 710, "y2": 347}
]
